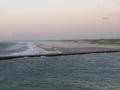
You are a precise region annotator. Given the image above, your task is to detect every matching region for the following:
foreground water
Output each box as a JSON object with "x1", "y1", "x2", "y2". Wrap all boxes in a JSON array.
[{"x1": 0, "y1": 53, "x2": 120, "y2": 90}]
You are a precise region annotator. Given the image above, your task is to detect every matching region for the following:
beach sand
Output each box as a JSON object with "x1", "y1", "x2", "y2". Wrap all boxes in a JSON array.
[
  {"x1": 1, "y1": 40, "x2": 120, "y2": 59},
  {"x1": 36, "y1": 40, "x2": 120, "y2": 54}
]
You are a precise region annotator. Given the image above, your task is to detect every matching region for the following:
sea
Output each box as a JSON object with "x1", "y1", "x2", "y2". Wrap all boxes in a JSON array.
[{"x1": 0, "y1": 42, "x2": 120, "y2": 90}]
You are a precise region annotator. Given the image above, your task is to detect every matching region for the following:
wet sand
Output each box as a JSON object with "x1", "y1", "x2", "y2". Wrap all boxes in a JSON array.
[
  {"x1": 1, "y1": 40, "x2": 120, "y2": 59},
  {"x1": 36, "y1": 40, "x2": 120, "y2": 54}
]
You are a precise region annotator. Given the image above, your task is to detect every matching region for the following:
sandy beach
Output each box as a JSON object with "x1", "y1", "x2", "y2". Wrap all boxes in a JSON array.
[
  {"x1": 0, "y1": 40, "x2": 120, "y2": 59},
  {"x1": 36, "y1": 40, "x2": 120, "y2": 54}
]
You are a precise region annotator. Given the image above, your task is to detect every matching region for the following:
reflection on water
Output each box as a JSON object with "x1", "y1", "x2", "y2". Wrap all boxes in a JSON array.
[{"x1": 0, "y1": 53, "x2": 120, "y2": 90}]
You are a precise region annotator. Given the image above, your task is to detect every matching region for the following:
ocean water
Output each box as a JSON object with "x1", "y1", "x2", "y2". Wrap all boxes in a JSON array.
[
  {"x1": 0, "y1": 42, "x2": 61, "y2": 57},
  {"x1": 0, "y1": 53, "x2": 120, "y2": 90}
]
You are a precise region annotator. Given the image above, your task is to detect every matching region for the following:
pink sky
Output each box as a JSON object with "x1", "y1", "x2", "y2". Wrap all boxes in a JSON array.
[{"x1": 0, "y1": 0, "x2": 120, "y2": 40}]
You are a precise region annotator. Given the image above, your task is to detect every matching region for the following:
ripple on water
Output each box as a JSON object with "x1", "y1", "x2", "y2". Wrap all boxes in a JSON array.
[{"x1": 0, "y1": 52, "x2": 120, "y2": 90}]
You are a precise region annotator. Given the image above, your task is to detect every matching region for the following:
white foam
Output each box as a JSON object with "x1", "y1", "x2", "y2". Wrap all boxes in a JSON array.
[{"x1": 9, "y1": 42, "x2": 62, "y2": 56}]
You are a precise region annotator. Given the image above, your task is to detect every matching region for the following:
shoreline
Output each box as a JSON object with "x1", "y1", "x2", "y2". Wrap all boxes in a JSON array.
[
  {"x1": 0, "y1": 49, "x2": 120, "y2": 60},
  {"x1": 1, "y1": 40, "x2": 120, "y2": 60}
]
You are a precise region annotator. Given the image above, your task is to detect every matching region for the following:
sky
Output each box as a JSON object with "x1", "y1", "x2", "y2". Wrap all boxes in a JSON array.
[{"x1": 0, "y1": 0, "x2": 120, "y2": 40}]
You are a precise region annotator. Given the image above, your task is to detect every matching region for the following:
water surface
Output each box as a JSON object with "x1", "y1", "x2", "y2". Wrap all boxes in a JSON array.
[{"x1": 0, "y1": 53, "x2": 120, "y2": 90}]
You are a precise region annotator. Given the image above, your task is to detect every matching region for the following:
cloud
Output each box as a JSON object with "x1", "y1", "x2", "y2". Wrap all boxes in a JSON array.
[
  {"x1": 102, "y1": 16, "x2": 111, "y2": 20},
  {"x1": 106, "y1": 13, "x2": 120, "y2": 17},
  {"x1": 102, "y1": 12, "x2": 120, "y2": 20}
]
